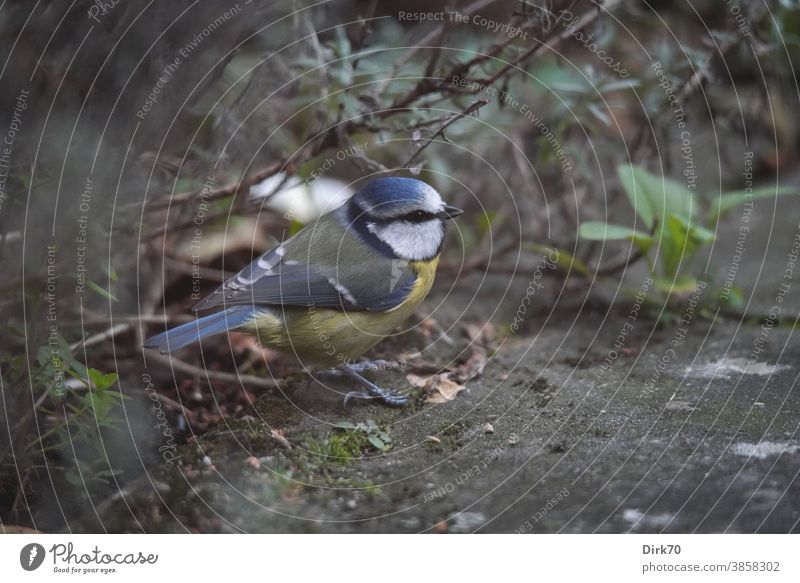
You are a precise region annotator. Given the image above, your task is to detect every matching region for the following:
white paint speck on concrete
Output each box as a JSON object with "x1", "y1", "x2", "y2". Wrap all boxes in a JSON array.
[
  {"x1": 623, "y1": 509, "x2": 674, "y2": 529},
  {"x1": 686, "y1": 358, "x2": 789, "y2": 378},
  {"x1": 731, "y1": 441, "x2": 800, "y2": 459},
  {"x1": 449, "y1": 512, "x2": 486, "y2": 533}
]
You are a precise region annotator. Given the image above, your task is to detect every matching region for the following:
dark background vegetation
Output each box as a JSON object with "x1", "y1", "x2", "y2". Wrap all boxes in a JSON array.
[{"x1": 1, "y1": 0, "x2": 798, "y2": 533}]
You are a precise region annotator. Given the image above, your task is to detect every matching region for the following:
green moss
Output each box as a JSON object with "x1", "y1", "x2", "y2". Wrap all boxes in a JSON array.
[{"x1": 322, "y1": 431, "x2": 370, "y2": 462}]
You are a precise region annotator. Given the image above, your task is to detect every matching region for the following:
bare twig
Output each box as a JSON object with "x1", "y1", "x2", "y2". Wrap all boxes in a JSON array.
[
  {"x1": 69, "y1": 323, "x2": 131, "y2": 351},
  {"x1": 151, "y1": 391, "x2": 198, "y2": 423},
  {"x1": 372, "y1": 0, "x2": 499, "y2": 97},
  {"x1": 594, "y1": 248, "x2": 645, "y2": 276},
  {"x1": 336, "y1": 125, "x2": 389, "y2": 174},
  {"x1": 146, "y1": 351, "x2": 283, "y2": 390},
  {"x1": 146, "y1": 160, "x2": 287, "y2": 211},
  {"x1": 402, "y1": 99, "x2": 489, "y2": 170},
  {"x1": 350, "y1": 0, "x2": 378, "y2": 71}
]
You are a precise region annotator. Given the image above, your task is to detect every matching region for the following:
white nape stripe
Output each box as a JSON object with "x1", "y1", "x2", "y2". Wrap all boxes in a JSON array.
[
  {"x1": 367, "y1": 219, "x2": 443, "y2": 261},
  {"x1": 420, "y1": 187, "x2": 446, "y2": 214}
]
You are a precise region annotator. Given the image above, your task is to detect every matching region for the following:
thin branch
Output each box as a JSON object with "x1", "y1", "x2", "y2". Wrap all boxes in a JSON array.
[
  {"x1": 350, "y1": 0, "x2": 378, "y2": 71},
  {"x1": 401, "y1": 99, "x2": 489, "y2": 170},
  {"x1": 69, "y1": 323, "x2": 131, "y2": 351},
  {"x1": 371, "y1": 0, "x2": 499, "y2": 96},
  {"x1": 146, "y1": 160, "x2": 286, "y2": 211},
  {"x1": 146, "y1": 351, "x2": 283, "y2": 390},
  {"x1": 594, "y1": 248, "x2": 645, "y2": 276}
]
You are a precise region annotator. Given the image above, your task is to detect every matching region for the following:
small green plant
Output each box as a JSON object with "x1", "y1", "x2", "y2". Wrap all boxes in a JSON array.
[
  {"x1": 579, "y1": 164, "x2": 797, "y2": 299},
  {"x1": 333, "y1": 419, "x2": 392, "y2": 452},
  {"x1": 29, "y1": 334, "x2": 126, "y2": 487}
]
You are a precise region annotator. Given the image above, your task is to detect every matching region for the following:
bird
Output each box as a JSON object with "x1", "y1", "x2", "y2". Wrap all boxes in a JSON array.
[{"x1": 143, "y1": 176, "x2": 463, "y2": 407}]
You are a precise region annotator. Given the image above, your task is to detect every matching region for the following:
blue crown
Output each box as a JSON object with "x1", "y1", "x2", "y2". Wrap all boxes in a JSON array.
[{"x1": 352, "y1": 177, "x2": 439, "y2": 217}]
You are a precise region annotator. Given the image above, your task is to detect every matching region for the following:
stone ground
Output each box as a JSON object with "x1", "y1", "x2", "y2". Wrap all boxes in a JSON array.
[{"x1": 69, "y1": 274, "x2": 798, "y2": 533}]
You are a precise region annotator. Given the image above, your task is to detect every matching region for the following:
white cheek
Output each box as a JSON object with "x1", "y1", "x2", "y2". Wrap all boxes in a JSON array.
[{"x1": 369, "y1": 220, "x2": 444, "y2": 260}]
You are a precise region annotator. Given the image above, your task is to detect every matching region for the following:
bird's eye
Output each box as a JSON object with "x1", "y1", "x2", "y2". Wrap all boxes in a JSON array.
[{"x1": 403, "y1": 210, "x2": 430, "y2": 222}]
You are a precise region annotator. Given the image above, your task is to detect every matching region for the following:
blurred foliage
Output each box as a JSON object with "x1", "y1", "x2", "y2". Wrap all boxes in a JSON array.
[{"x1": 580, "y1": 164, "x2": 798, "y2": 300}]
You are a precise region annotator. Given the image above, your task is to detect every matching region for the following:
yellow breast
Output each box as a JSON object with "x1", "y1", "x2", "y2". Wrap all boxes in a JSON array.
[{"x1": 247, "y1": 257, "x2": 439, "y2": 366}]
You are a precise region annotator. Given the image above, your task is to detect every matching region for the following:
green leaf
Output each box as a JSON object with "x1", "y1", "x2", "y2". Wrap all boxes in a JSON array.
[
  {"x1": 88, "y1": 368, "x2": 118, "y2": 390},
  {"x1": 718, "y1": 285, "x2": 744, "y2": 308},
  {"x1": 618, "y1": 164, "x2": 696, "y2": 228},
  {"x1": 88, "y1": 281, "x2": 119, "y2": 302},
  {"x1": 579, "y1": 222, "x2": 653, "y2": 253},
  {"x1": 654, "y1": 275, "x2": 699, "y2": 295},
  {"x1": 707, "y1": 186, "x2": 799, "y2": 223},
  {"x1": 333, "y1": 421, "x2": 357, "y2": 430},
  {"x1": 367, "y1": 434, "x2": 388, "y2": 451},
  {"x1": 657, "y1": 214, "x2": 715, "y2": 277},
  {"x1": 528, "y1": 243, "x2": 592, "y2": 278},
  {"x1": 70, "y1": 359, "x2": 89, "y2": 381},
  {"x1": 65, "y1": 470, "x2": 84, "y2": 486},
  {"x1": 618, "y1": 165, "x2": 656, "y2": 229}
]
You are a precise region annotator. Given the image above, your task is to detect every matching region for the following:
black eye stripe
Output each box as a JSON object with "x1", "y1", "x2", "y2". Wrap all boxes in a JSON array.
[{"x1": 402, "y1": 210, "x2": 435, "y2": 223}]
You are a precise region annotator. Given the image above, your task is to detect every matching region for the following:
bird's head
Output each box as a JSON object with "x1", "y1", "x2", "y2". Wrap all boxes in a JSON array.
[{"x1": 349, "y1": 177, "x2": 463, "y2": 261}]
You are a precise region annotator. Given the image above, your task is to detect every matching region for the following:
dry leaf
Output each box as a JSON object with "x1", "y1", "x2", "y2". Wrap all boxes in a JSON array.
[
  {"x1": 270, "y1": 428, "x2": 292, "y2": 450},
  {"x1": 453, "y1": 323, "x2": 496, "y2": 382},
  {"x1": 426, "y1": 435, "x2": 442, "y2": 443},
  {"x1": 407, "y1": 373, "x2": 465, "y2": 404}
]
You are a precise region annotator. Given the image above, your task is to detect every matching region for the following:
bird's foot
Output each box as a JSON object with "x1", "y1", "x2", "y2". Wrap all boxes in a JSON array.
[{"x1": 340, "y1": 366, "x2": 409, "y2": 408}]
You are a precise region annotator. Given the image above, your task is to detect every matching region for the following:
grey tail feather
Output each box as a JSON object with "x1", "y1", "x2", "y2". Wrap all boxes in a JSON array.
[{"x1": 143, "y1": 306, "x2": 256, "y2": 354}]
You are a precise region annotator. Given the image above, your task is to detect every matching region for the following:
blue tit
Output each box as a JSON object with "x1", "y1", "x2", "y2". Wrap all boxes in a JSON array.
[{"x1": 144, "y1": 176, "x2": 463, "y2": 407}]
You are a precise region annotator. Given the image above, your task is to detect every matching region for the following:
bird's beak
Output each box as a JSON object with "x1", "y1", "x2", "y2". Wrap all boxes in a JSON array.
[{"x1": 439, "y1": 204, "x2": 464, "y2": 220}]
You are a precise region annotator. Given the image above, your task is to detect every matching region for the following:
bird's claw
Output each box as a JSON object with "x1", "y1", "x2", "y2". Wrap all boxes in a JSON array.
[
  {"x1": 338, "y1": 364, "x2": 409, "y2": 408},
  {"x1": 343, "y1": 388, "x2": 408, "y2": 408},
  {"x1": 343, "y1": 390, "x2": 373, "y2": 407}
]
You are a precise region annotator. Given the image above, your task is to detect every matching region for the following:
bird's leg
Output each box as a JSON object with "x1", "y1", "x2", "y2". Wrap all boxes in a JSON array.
[{"x1": 340, "y1": 365, "x2": 409, "y2": 408}]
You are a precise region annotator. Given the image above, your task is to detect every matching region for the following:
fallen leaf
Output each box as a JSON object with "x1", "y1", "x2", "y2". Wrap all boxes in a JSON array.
[
  {"x1": 407, "y1": 373, "x2": 465, "y2": 404},
  {"x1": 426, "y1": 435, "x2": 442, "y2": 443},
  {"x1": 270, "y1": 428, "x2": 292, "y2": 450},
  {"x1": 452, "y1": 322, "x2": 496, "y2": 382}
]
